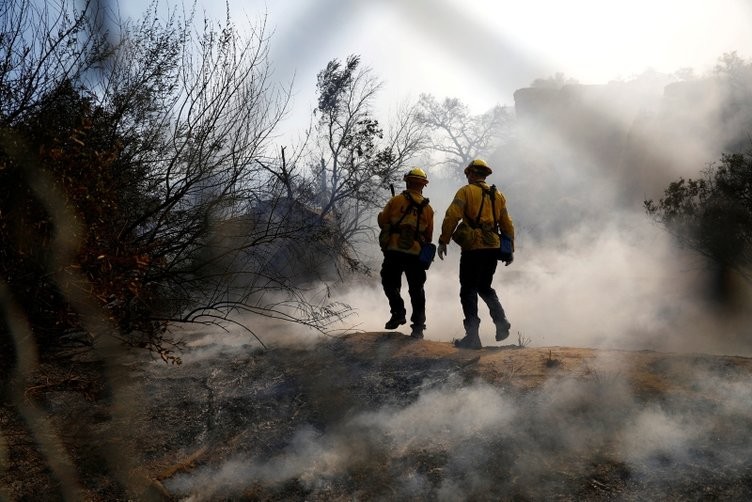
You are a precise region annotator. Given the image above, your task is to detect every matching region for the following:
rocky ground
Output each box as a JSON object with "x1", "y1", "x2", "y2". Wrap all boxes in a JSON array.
[{"x1": 3, "y1": 330, "x2": 752, "y2": 500}]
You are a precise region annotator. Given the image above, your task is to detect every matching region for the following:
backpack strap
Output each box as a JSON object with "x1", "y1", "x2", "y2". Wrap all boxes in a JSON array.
[
  {"x1": 390, "y1": 192, "x2": 412, "y2": 230},
  {"x1": 489, "y1": 185, "x2": 511, "y2": 243},
  {"x1": 390, "y1": 192, "x2": 429, "y2": 242},
  {"x1": 403, "y1": 191, "x2": 429, "y2": 243},
  {"x1": 466, "y1": 185, "x2": 489, "y2": 229},
  {"x1": 488, "y1": 185, "x2": 499, "y2": 233},
  {"x1": 471, "y1": 184, "x2": 502, "y2": 233},
  {"x1": 414, "y1": 197, "x2": 430, "y2": 243}
]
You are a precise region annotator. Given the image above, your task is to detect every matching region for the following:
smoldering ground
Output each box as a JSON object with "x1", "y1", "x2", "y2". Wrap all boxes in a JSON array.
[{"x1": 161, "y1": 345, "x2": 752, "y2": 500}]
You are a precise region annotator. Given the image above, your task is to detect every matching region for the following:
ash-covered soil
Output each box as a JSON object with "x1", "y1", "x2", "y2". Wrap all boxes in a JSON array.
[{"x1": 3, "y1": 331, "x2": 752, "y2": 500}]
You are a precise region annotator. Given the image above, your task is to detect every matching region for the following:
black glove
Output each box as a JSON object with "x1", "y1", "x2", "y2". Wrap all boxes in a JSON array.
[
  {"x1": 503, "y1": 253, "x2": 514, "y2": 266},
  {"x1": 438, "y1": 242, "x2": 448, "y2": 260}
]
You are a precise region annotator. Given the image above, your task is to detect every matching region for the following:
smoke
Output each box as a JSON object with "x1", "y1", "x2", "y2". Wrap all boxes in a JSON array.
[
  {"x1": 620, "y1": 407, "x2": 697, "y2": 464},
  {"x1": 162, "y1": 351, "x2": 752, "y2": 499},
  {"x1": 168, "y1": 313, "x2": 337, "y2": 365},
  {"x1": 335, "y1": 210, "x2": 752, "y2": 356},
  {"x1": 164, "y1": 381, "x2": 512, "y2": 498},
  {"x1": 329, "y1": 69, "x2": 752, "y2": 357}
]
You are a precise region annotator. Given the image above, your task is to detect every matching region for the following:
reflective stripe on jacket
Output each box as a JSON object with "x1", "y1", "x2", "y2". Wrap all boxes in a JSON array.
[
  {"x1": 377, "y1": 190, "x2": 434, "y2": 255},
  {"x1": 439, "y1": 181, "x2": 514, "y2": 250}
]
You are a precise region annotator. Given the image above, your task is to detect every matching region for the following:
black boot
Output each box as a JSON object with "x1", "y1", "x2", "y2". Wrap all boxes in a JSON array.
[
  {"x1": 454, "y1": 324, "x2": 481, "y2": 349},
  {"x1": 495, "y1": 319, "x2": 511, "y2": 341},
  {"x1": 454, "y1": 333, "x2": 482, "y2": 349},
  {"x1": 385, "y1": 315, "x2": 406, "y2": 330},
  {"x1": 410, "y1": 324, "x2": 425, "y2": 339}
]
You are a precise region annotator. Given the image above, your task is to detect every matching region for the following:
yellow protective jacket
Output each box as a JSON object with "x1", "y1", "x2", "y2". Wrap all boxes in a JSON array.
[
  {"x1": 439, "y1": 181, "x2": 514, "y2": 251},
  {"x1": 377, "y1": 189, "x2": 434, "y2": 255}
]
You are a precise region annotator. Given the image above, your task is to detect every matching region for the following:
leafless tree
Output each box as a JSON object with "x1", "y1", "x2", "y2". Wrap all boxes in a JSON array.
[
  {"x1": 0, "y1": 0, "x2": 110, "y2": 126},
  {"x1": 414, "y1": 93, "x2": 512, "y2": 177}
]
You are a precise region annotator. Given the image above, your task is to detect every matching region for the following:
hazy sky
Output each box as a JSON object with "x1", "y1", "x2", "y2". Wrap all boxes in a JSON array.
[{"x1": 122, "y1": 0, "x2": 752, "y2": 115}]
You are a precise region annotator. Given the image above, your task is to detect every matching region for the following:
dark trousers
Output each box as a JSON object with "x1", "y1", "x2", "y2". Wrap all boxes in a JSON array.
[
  {"x1": 459, "y1": 249, "x2": 506, "y2": 334},
  {"x1": 381, "y1": 251, "x2": 427, "y2": 328}
]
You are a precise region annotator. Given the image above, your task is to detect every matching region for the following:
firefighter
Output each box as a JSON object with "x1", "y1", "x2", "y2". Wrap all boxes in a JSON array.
[
  {"x1": 377, "y1": 168, "x2": 434, "y2": 339},
  {"x1": 437, "y1": 159, "x2": 514, "y2": 349}
]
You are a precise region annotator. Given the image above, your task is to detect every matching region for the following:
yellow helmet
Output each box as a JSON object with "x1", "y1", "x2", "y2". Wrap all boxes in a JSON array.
[
  {"x1": 464, "y1": 159, "x2": 492, "y2": 176},
  {"x1": 404, "y1": 167, "x2": 429, "y2": 184}
]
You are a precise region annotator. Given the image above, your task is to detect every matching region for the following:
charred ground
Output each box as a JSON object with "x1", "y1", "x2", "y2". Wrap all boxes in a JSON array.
[{"x1": 3, "y1": 331, "x2": 752, "y2": 500}]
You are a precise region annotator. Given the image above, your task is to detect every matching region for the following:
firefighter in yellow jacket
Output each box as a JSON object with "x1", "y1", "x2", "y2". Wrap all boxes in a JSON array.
[
  {"x1": 377, "y1": 168, "x2": 434, "y2": 339},
  {"x1": 437, "y1": 159, "x2": 514, "y2": 349}
]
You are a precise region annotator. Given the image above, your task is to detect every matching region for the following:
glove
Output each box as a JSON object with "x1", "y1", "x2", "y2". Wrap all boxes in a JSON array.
[
  {"x1": 438, "y1": 242, "x2": 447, "y2": 260},
  {"x1": 503, "y1": 253, "x2": 514, "y2": 266}
]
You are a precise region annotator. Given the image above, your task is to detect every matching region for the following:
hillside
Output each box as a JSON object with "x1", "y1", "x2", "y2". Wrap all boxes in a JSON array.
[{"x1": 3, "y1": 331, "x2": 752, "y2": 500}]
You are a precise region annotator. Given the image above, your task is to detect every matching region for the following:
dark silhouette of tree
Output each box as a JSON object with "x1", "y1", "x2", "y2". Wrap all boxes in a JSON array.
[
  {"x1": 643, "y1": 55, "x2": 752, "y2": 289},
  {"x1": 1, "y1": 0, "x2": 353, "y2": 365},
  {"x1": 645, "y1": 152, "x2": 752, "y2": 285},
  {"x1": 1, "y1": 79, "x2": 158, "y2": 345}
]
